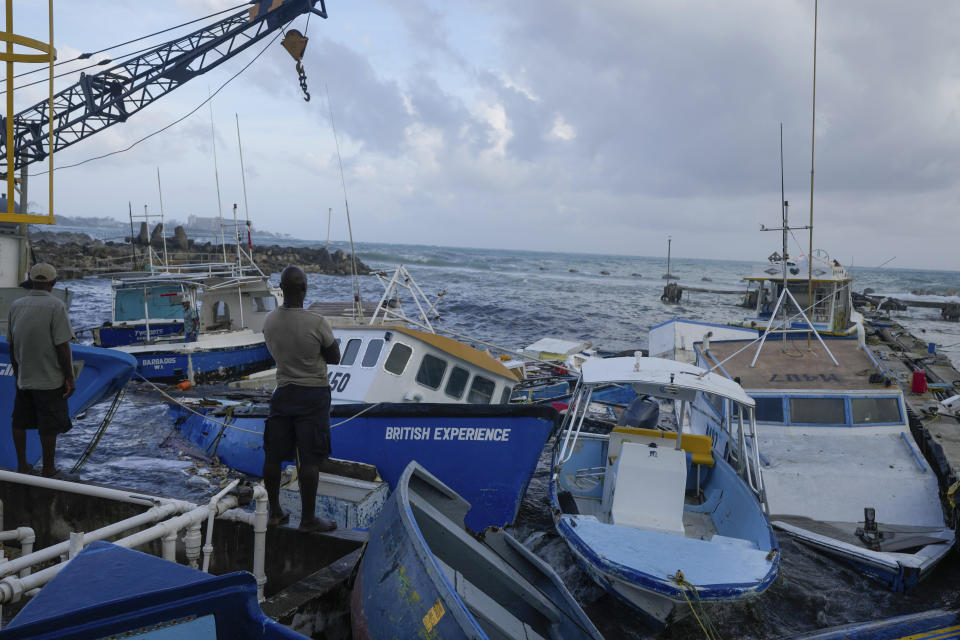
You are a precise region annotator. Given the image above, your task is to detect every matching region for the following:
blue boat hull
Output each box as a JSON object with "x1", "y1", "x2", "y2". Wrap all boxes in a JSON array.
[
  {"x1": 130, "y1": 341, "x2": 273, "y2": 383},
  {"x1": 351, "y1": 462, "x2": 602, "y2": 640},
  {"x1": 4, "y1": 541, "x2": 305, "y2": 639},
  {"x1": 172, "y1": 403, "x2": 558, "y2": 530},
  {"x1": 94, "y1": 322, "x2": 182, "y2": 347},
  {"x1": 789, "y1": 608, "x2": 960, "y2": 639},
  {"x1": 0, "y1": 339, "x2": 136, "y2": 470}
]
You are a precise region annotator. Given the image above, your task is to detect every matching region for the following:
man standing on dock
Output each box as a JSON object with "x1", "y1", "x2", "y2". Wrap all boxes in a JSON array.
[
  {"x1": 8, "y1": 263, "x2": 75, "y2": 477},
  {"x1": 262, "y1": 265, "x2": 341, "y2": 532},
  {"x1": 181, "y1": 296, "x2": 199, "y2": 342}
]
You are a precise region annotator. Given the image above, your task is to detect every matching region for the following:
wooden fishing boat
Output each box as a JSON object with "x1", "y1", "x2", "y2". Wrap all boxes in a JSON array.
[
  {"x1": 172, "y1": 402, "x2": 558, "y2": 531},
  {"x1": 351, "y1": 462, "x2": 602, "y2": 640}
]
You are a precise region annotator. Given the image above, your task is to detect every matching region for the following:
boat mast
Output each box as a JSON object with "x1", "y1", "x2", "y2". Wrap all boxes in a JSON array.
[
  {"x1": 780, "y1": 124, "x2": 788, "y2": 351},
  {"x1": 208, "y1": 89, "x2": 227, "y2": 263},
  {"x1": 806, "y1": 0, "x2": 818, "y2": 349},
  {"x1": 235, "y1": 113, "x2": 253, "y2": 265},
  {"x1": 326, "y1": 85, "x2": 363, "y2": 321},
  {"x1": 156, "y1": 167, "x2": 169, "y2": 267},
  {"x1": 666, "y1": 236, "x2": 672, "y2": 278}
]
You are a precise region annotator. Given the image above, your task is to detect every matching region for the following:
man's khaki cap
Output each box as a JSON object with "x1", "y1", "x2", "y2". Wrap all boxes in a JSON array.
[{"x1": 29, "y1": 263, "x2": 57, "y2": 283}]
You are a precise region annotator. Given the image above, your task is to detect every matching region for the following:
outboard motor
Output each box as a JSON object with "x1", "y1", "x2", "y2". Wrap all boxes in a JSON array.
[{"x1": 617, "y1": 395, "x2": 660, "y2": 429}]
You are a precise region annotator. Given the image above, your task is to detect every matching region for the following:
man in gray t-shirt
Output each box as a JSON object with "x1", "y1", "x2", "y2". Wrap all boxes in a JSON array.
[
  {"x1": 7, "y1": 263, "x2": 76, "y2": 477},
  {"x1": 262, "y1": 266, "x2": 340, "y2": 532}
]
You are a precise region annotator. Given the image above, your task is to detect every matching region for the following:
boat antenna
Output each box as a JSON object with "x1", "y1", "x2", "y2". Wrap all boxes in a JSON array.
[
  {"x1": 235, "y1": 113, "x2": 253, "y2": 259},
  {"x1": 208, "y1": 87, "x2": 227, "y2": 263},
  {"x1": 806, "y1": 0, "x2": 818, "y2": 350},
  {"x1": 326, "y1": 206, "x2": 332, "y2": 251},
  {"x1": 156, "y1": 166, "x2": 169, "y2": 267},
  {"x1": 326, "y1": 84, "x2": 363, "y2": 320}
]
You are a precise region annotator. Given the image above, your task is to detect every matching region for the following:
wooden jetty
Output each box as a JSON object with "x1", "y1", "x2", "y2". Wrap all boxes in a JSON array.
[
  {"x1": 856, "y1": 291, "x2": 960, "y2": 321},
  {"x1": 867, "y1": 320, "x2": 960, "y2": 524}
]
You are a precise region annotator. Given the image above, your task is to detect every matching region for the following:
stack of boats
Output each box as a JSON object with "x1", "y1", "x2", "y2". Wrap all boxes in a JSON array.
[{"x1": 2, "y1": 240, "x2": 958, "y2": 638}]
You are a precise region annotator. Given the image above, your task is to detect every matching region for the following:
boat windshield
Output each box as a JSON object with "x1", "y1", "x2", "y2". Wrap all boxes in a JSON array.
[{"x1": 115, "y1": 285, "x2": 184, "y2": 322}]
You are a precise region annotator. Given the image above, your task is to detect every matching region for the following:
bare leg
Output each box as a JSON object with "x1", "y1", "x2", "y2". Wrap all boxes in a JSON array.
[
  {"x1": 12, "y1": 428, "x2": 29, "y2": 473},
  {"x1": 40, "y1": 434, "x2": 57, "y2": 477}
]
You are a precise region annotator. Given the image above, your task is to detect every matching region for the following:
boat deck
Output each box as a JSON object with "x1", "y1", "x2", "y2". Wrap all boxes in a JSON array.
[{"x1": 704, "y1": 339, "x2": 879, "y2": 391}]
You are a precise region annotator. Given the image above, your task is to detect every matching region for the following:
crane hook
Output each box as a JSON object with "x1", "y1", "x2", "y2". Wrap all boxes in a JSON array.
[{"x1": 281, "y1": 30, "x2": 311, "y2": 102}]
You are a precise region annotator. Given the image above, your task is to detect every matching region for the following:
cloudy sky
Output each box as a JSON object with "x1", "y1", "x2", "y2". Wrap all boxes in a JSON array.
[{"x1": 8, "y1": 1, "x2": 960, "y2": 269}]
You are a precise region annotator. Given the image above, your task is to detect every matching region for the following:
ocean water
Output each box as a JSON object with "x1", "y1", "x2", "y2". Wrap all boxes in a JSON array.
[{"x1": 59, "y1": 241, "x2": 960, "y2": 639}]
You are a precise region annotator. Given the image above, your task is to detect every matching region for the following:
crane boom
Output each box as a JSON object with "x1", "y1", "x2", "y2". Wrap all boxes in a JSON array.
[{"x1": 0, "y1": 0, "x2": 325, "y2": 173}]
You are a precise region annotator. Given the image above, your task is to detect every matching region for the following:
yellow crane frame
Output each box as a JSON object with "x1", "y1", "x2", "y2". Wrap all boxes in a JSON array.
[{"x1": 0, "y1": 0, "x2": 55, "y2": 224}]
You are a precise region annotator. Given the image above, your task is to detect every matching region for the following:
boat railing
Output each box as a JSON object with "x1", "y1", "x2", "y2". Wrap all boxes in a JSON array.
[
  {"x1": 728, "y1": 403, "x2": 768, "y2": 513},
  {"x1": 557, "y1": 385, "x2": 593, "y2": 465},
  {"x1": 368, "y1": 265, "x2": 445, "y2": 331},
  {"x1": 574, "y1": 466, "x2": 607, "y2": 479}
]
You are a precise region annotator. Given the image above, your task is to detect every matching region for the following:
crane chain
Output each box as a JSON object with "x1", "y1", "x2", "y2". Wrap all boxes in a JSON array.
[{"x1": 296, "y1": 60, "x2": 310, "y2": 102}]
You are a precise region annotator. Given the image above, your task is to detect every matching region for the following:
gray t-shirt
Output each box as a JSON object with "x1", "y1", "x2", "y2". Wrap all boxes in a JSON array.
[
  {"x1": 8, "y1": 290, "x2": 75, "y2": 390},
  {"x1": 263, "y1": 306, "x2": 336, "y2": 388}
]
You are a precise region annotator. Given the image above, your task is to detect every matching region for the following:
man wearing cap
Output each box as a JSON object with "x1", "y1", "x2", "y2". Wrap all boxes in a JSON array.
[
  {"x1": 7, "y1": 263, "x2": 75, "y2": 477},
  {"x1": 181, "y1": 296, "x2": 199, "y2": 342},
  {"x1": 261, "y1": 265, "x2": 340, "y2": 532}
]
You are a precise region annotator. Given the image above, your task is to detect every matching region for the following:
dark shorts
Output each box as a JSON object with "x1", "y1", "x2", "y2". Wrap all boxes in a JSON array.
[
  {"x1": 12, "y1": 386, "x2": 72, "y2": 436},
  {"x1": 263, "y1": 384, "x2": 331, "y2": 467}
]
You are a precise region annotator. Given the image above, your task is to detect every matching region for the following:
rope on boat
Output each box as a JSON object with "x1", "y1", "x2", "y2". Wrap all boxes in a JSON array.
[
  {"x1": 134, "y1": 372, "x2": 382, "y2": 437},
  {"x1": 669, "y1": 570, "x2": 723, "y2": 640},
  {"x1": 70, "y1": 385, "x2": 128, "y2": 474}
]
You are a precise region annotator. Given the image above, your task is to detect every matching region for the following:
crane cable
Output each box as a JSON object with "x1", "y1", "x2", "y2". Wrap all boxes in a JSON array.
[
  {"x1": 3, "y1": 3, "x2": 245, "y2": 82},
  {"x1": 34, "y1": 22, "x2": 289, "y2": 176}
]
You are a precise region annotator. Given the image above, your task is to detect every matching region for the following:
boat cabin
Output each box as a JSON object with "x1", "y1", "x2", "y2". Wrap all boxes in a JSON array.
[
  {"x1": 95, "y1": 276, "x2": 280, "y2": 347},
  {"x1": 740, "y1": 251, "x2": 855, "y2": 336},
  {"x1": 324, "y1": 324, "x2": 522, "y2": 405}
]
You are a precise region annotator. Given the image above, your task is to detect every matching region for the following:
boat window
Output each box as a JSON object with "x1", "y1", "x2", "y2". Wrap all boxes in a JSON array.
[
  {"x1": 341, "y1": 339, "x2": 362, "y2": 366},
  {"x1": 468, "y1": 375, "x2": 496, "y2": 404},
  {"x1": 851, "y1": 397, "x2": 901, "y2": 424},
  {"x1": 361, "y1": 339, "x2": 384, "y2": 367},
  {"x1": 499, "y1": 386, "x2": 513, "y2": 404},
  {"x1": 444, "y1": 366, "x2": 469, "y2": 399},
  {"x1": 416, "y1": 354, "x2": 448, "y2": 390},
  {"x1": 252, "y1": 296, "x2": 276, "y2": 312},
  {"x1": 212, "y1": 300, "x2": 230, "y2": 328},
  {"x1": 707, "y1": 392, "x2": 723, "y2": 417},
  {"x1": 753, "y1": 397, "x2": 784, "y2": 423},
  {"x1": 789, "y1": 397, "x2": 846, "y2": 425},
  {"x1": 384, "y1": 343, "x2": 413, "y2": 375}
]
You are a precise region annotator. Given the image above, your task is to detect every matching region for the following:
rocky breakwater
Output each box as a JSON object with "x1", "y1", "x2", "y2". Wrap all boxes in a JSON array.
[{"x1": 27, "y1": 227, "x2": 371, "y2": 279}]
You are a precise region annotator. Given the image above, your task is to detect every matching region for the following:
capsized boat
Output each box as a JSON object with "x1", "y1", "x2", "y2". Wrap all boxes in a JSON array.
[
  {"x1": 172, "y1": 402, "x2": 558, "y2": 531},
  {"x1": 651, "y1": 318, "x2": 955, "y2": 591},
  {"x1": 351, "y1": 461, "x2": 602, "y2": 640},
  {"x1": 550, "y1": 354, "x2": 779, "y2": 625},
  {"x1": 0, "y1": 339, "x2": 136, "y2": 470}
]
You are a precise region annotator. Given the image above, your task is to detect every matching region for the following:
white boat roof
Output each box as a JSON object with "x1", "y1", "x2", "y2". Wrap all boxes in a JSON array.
[
  {"x1": 524, "y1": 337, "x2": 592, "y2": 356},
  {"x1": 580, "y1": 356, "x2": 754, "y2": 407}
]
